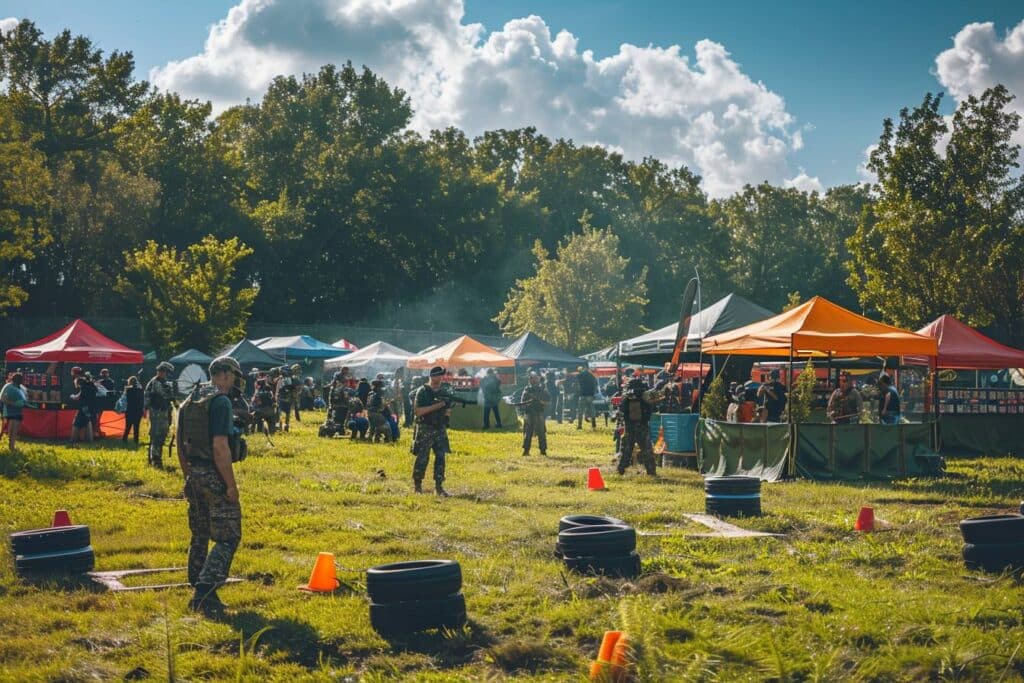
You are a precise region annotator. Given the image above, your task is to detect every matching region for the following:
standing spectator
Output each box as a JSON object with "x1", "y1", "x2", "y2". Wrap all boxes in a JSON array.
[
  {"x1": 576, "y1": 365, "x2": 598, "y2": 430},
  {"x1": 122, "y1": 376, "x2": 145, "y2": 444},
  {"x1": 827, "y1": 371, "x2": 863, "y2": 424},
  {"x1": 299, "y1": 377, "x2": 315, "y2": 411},
  {"x1": 145, "y1": 362, "x2": 176, "y2": 466},
  {"x1": 390, "y1": 370, "x2": 405, "y2": 423},
  {"x1": 562, "y1": 371, "x2": 579, "y2": 423},
  {"x1": 290, "y1": 364, "x2": 303, "y2": 422},
  {"x1": 519, "y1": 372, "x2": 550, "y2": 456},
  {"x1": 757, "y1": 369, "x2": 788, "y2": 423},
  {"x1": 98, "y1": 368, "x2": 115, "y2": 393},
  {"x1": 545, "y1": 371, "x2": 559, "y2": 420},
  {"x1": 70, "y1": 374, "x2": 96, "y2": 444},
  {"x1": 480, "y1": 368, "x2": 503, "y2": 429},
  {"x1": 1, "y1": 372, "x2": 29, "y2": 450},
  {"x1": 553, "y1": 372, "x2": 565, "y2": 423},
  {"x1": 877, "y1": 373, "x2": 901, "y2": 424}
]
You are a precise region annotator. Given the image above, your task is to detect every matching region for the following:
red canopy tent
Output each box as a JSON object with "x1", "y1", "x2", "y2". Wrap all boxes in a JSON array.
[
  {"x1": 6, "y1": 319, "x2": 143, "y2": 364},
  {"x1": 906, "y1": 315, "x2": 1024, "y2": 369},
  {"x1": 5, "y1": 320, "x2": 141, "y2": 439}
]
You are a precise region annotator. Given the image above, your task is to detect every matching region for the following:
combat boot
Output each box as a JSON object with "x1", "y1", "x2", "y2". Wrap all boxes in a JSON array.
[
  {"x1": 414, "y1": 479, "x2": 423, "y2": 493},
  {"x1": 188, "y1": 584, "x2": 226, "y2": 617},
  {"x1": 435, "y1": 482, "x2": 450, "y2": 498}
]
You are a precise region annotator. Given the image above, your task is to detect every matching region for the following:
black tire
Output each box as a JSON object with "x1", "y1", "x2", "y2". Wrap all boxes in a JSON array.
[
  {"x1": 558, "y1": 514, "x2": 626, "y2": 532},
  {"x1": 563, "y1": 551, "x2": 641, "y2": 579},
  {"x1": 369, "y1": 593, "x2": 467, "y2": 635},
  {"x1": 9, "y1": 525, "x2": 90, "y2": 556},
  {"x1": 557, "y1": 524, "x2": 636, "y2": 558},
  {"x1": 962, "y1": 542, "x2": 1024, "y2": 572},
  {"x1": 958, "y1": 515, "x2": 1024, "y2": 545},
  {"x1": 14, "y1": 546, "x2": 95, "y2": 575},
  {"x1": 366, "y1": 560, "x2": 462, "y2": 604},
  {"x1": 706, "y1": 497, "x2": 762, "y2": 518},
  {"x1": 705, "y1": 476, "x2": 761, "y2": 494}
]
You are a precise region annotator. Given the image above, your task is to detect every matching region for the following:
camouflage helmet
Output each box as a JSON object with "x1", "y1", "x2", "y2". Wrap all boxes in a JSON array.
[
  {"x1": 291, "y1": 363, "x2": 301, "y2": 372},
  {"x1": 156, "y1": 361, "x2": 174, "y2": 373},
  {"x1": 209, "y1": 356, "x2": 242, "y2": 377}
]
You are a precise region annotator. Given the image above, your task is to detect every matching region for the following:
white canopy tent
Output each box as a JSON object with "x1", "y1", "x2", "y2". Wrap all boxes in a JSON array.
[{"x1": 323, "y1": 341, "x2": 413, "y2": 375}]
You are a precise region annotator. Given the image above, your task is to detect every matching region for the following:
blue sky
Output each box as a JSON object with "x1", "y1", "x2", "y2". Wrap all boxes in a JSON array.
[{"x1": 3, "y1": 0, "x2": 1022, "y2": 194}]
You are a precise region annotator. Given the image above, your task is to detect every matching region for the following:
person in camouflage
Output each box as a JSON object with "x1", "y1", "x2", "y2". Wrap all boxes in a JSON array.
[
  {"x1": 519, "y1": 372, "x2": 550, "y2": 456},
  {"x1": 276, "y1": 367, "x2": 296, "y2": 432},
  {"x1": 616, "y1": 377, "x2": 659, "y2": 476},
  {"x1": 327, "y1": 372, "x2": 349, "y2": 434},
  {"x1": 289, "y1": 364, "x2": 303, "y2": 422},
  {"x1": 367, "y1": 379, "x2": 390, "y2": 443},
  {"x1": 145, "y1": 362, "x2": 176, "y2": 468},
  {"x1": 178, "y1": 356, "x2": 244, "y2": 617},
  {"x1": 411, "y1": 366, "x2": 451, "y2": 496}
]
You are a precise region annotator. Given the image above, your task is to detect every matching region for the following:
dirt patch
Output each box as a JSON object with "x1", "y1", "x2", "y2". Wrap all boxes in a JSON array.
[
  {"x1": 626, "y1": 572, "x2": 691, "y2": 594},
  {"x1": 485, "y1": 641, "x2": 574, "y2": 674}
]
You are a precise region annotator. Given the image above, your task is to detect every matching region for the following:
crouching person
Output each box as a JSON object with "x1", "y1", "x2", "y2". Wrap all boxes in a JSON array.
[{"x1": 178, "y1": 356, "x2": 246, "y2": 617}]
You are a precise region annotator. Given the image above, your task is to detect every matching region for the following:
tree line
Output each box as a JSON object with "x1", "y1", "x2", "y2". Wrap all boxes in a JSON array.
[{"x1": 1, "y1": 19, "x2": 1021, "y2": 354}]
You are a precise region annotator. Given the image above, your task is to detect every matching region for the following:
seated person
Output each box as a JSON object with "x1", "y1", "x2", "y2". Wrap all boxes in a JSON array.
[{"x1": 347, "y1": 396, "x2": 369, "y2": 439}]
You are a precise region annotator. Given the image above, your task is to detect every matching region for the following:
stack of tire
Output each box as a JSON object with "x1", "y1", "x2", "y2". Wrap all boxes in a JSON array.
[
  {"x1": 557, "y1": 515, "x2": 640, "y2": 579},
  {"x1": 705, "y1": 476, "x2": 762, "y2": 518},
  {"x1": 959, "y1": 514, "x2": 1024, "y2": 573},
  {"x1": 366, "y1": 560, "x2": 467, "y2": 636},
  {"x1": 9, "y1": 525, "x2": 95, "y2": 578}
]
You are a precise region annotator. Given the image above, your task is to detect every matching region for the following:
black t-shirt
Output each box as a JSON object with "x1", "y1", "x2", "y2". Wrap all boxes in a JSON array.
[
  {"x1": 577, "y1": 371, "x2": 597, "y2": 396},
  {"x1": 763, "y1": 381, "x2": 787, "y2": 421},
  {"x1": 78, "y1": 381, "x2": 98, "y2": 410},
  {"x1": 879, "y1": 386, "x2": 901, "y2": 417}
]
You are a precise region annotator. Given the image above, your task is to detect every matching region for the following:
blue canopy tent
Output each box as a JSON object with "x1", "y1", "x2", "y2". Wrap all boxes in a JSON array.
[{"x1": 253, "y1": 335, "x2": 348, "y2": 361}]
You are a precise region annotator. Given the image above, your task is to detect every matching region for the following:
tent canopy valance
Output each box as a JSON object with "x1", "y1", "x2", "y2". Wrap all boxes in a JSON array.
[
  {"x1": 324, "y1": 341, "x2": 412, "y2": 373},
  {"x1": 407, "y1": 335, "x2": 515, "y2": 370},
  {"x1": 5, "y1": 319, "x2": 143, "y2": 364},
  {"x1": 500, "y1": 332, "x2": 585, "y2": 367},
  {"x1": 906, "y1": 315, "x2": 1024, "y2": 369},
  {"x1": 619, "y1": 293, "x2": 774, "y2": 358},
  {"x1": 701, "y1": 297, "x2": 938, "y2": 358}
]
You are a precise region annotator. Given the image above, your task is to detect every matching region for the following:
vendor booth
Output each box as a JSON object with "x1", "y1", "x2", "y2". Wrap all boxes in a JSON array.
[
  {"x1": 500, "y1": 332, "x2": 585, "y2": 369},
  {"x1": 324, "y1": 341, "x2": 412, "y2": 376},
  {"x1": 407, "y1": 335, "x2": 518, "y2": 429},
  {"x1": 908, "y1": 315, "x2": 1024, "y2": 456},
  {"x1": 254, "y1": 335, "x2": 345, "y2": 377},
  {"x1": 697, "y1": 297, "x2": 943, "y2": 480},
  {"x1": 4, "y1": 319, "x2": 141, "y2": 439},
  {"x1": 219, "y1": 340, "x2": 283, "y2": 370}
]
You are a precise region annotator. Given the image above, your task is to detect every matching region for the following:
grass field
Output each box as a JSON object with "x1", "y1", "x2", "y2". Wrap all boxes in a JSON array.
[{"x1": 1, "y1": 414, "x2": 1023, "y2": 682}]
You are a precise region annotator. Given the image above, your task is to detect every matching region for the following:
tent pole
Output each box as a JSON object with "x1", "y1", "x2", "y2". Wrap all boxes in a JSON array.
[
  {"x1": 827, "y1": 351, "x2": 833, "y2": 391},
  {"x1": 788, "y1": 337, "x2": 794, "y2": 424}
]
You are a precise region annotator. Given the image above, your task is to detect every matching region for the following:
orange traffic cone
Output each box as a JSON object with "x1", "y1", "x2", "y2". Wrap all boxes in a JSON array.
[
  {"x1": 52, "y1": 510, "x2": 72, "y2": 527},
  {"x1": 298, "y1": 552, "x2": 341, "y2": 592},
  {"x1": 587, "y1": 467, "x2": 607, "y2": 491},
  {"x1": 854, "y1": 506, "x2": 875, "y2": 532},
  {"x1": 610, "y1": 633, "x2": 636, "y2": 682},
  {"x1": 589, "y1": 631, "x2": 622, "y2": 681}
]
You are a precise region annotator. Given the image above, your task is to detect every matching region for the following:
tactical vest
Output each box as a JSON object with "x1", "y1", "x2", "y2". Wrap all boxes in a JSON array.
[
  {"x1": 414, "y1": 386, "x2": 446, "y2": 427},
  {"x1": 622, "y1": 395, "x2": 651, "y2": 424},
  {"x1": 179, "y1": 387, "x2": 246, "y2": 463},
  {"x1": 256, "y1": 388, "x2": 276, "y2": 417},
  {"x1": 367, "y1": 391, "x2": 384, "y2": 412},
  {"x1": 330, "y1": 384, "x2": 347, "y2": 407},
  {"x1": 147, "y1": 378, "x2": 171, "y2": 410}
]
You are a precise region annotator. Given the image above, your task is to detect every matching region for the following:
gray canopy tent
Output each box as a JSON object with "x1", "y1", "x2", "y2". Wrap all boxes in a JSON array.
[
  {"x1": 617, "y1": 293, "x2": 774, "y2": 366},
  {"x1": 500, "y1": 332, "x2": 585, "y2": 368}
]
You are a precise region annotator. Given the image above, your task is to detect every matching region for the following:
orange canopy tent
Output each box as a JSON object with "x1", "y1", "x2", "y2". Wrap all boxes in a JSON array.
[
  {"x1": 701, "y1": 296, "x2": 938, "y2": 358},
  {"x1": 407, "y1": 335, "x2": 515, "y2": 370}
]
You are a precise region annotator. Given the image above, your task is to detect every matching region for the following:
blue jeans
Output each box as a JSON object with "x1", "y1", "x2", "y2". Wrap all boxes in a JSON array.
[
  {"x1": 880, "y1": 413, "x2": 901, "y2": 425},
  {"x1": 483, "y1": 404, "x2": 501, "y2": 428}
]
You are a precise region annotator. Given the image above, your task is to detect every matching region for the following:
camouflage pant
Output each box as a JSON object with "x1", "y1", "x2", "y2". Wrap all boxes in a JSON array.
[
  {"x1": 522, "y1": 412, "x2": 547, "y2": 453},
  {"x1": 369, "y1": 412, "x2": 389, "y2": 442},
  {"x1": 577, "y1": 396, "x2": 596, "y2": 429},
  {"x1": 185, "y1": 463, "x2": 242, "y2": 586},
  {"x1": 278, "y1": 402, "x2": 292, "y2": 429},
  {"x1": 149, "y1": 411, "x2": 170, "y2": 465},
  {"x1": 617, "y1": 421, "x2": 657, "y2": 475},
  {"x1": 328, "y1": 406, "x2": 348, "y2": 430},
  {"x1": 412, "y1": 423, "x2": 448, "y2": 484}
]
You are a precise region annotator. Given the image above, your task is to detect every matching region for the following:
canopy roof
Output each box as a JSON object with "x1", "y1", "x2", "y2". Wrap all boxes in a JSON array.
[
  {"x1": 253, "y1": 335, "x2": 344, "y2": 359},
  {"x1": 168, "y1": 348, "x2": 213, "y2": 366},
  {"x1": 583, "y1": 345, "x2": 618, "y2": 363},
  {"x1": 906, "y1": 315, "x2": 1024, "y2": 369},
  {"x1": 702, "y1": 296, "x2": 938, "y2": 358},
  {"x1": 324, "y1": 341, "x2": 413, "y2": 372},
  {"x1": 620, "y1": 293, "x2": 774, "y2": 358},
  {"x1": 219, "y1": 339, "x2": 284, "y2": 369},
  {"x1": 5, "y1": 319, "x2": 143, "y2": 364},
  {"x1": 500, "y1": 332, "x2": 585, "y2": 367},
  {"x1": 332, "y1": 338, "x2": 359, "y2": 351},
  {"x1": 407, "y1": 335, "x2": 515, "y2": 369}
]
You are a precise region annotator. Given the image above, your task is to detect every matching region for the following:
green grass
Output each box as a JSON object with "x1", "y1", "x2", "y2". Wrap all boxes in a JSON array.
[{"x1": 1, "y1": 415, "x2": 1023, "y2": 681}]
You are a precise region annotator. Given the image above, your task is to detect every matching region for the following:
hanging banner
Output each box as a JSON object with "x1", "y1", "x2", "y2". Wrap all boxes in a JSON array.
[{"x1": 668, "y1": 277, "x2": 699, "y2": 373}]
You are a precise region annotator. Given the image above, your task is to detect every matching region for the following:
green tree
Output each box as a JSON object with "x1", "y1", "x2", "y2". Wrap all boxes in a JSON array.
[
  {"x1": 787, "y1": 360, "x2": 817, "y2": 424},
  {"x1": 848, "y1": 86, "x2": 1024, "y2": 342},
  {"x1": 493, "y1": 215, "x2": 647, "y2": 353},
  {"x1": 700, "y1": 373, "x2": 728, "y2": 421},
  {"x1": 116, "y1": 236, "x2": 258, "y2": 355},
  {"x1": 0, "y1": 138, "x2": 50, "y2": 312}
]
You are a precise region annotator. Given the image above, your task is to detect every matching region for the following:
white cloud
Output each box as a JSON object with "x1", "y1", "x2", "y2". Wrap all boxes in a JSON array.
[
  {"x1": 0, "y1": 17, "x2": 18, "y2": 33},
  {"x1": 935, "y1": 19, "x2": 1024, "y2": 145},
  {"x1": 152, "y1": 0, "x2": 806, "y2": 197},
  {"x1": 856, "y1": 144, "x2": 877, "y2": 184},
  {"x1": 783, "y1": 170, "x2": 823, "y2": 194}
]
